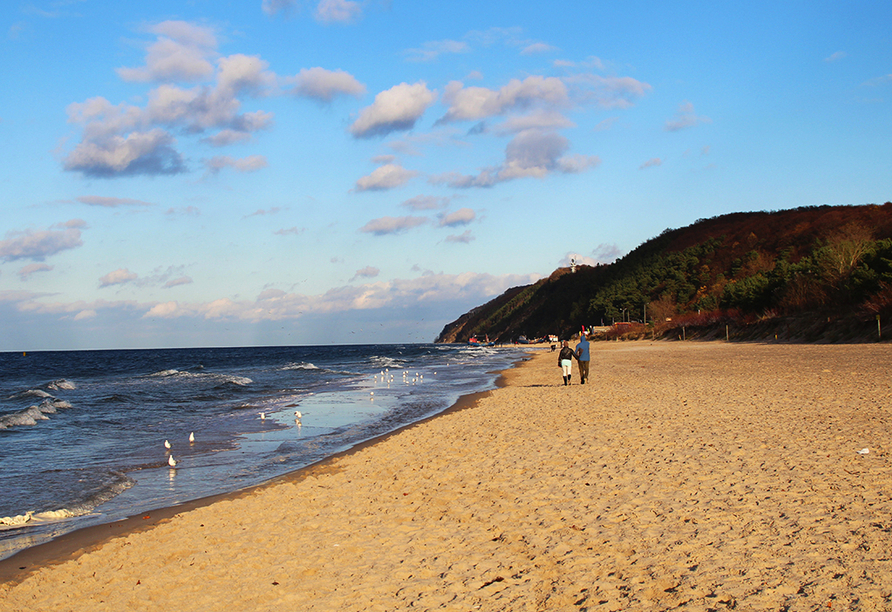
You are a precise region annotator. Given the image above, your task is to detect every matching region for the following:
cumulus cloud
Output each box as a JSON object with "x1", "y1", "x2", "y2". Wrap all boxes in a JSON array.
[
  {"x1": 99, "y1": 268, "x2": 139, "y2": 288},
  {"x1": 63, "y1": 129, "x2": 186, "y2": 177},
  {"x1": 430, "y1": 129, "x2": 599, "y2": 188},
  {"x1": 204, "y1": 154, "x2": 268, "y2": 174},
  {"x1": 639, "y1": 157, "x2": 663, "y2": 170},
  {"x1": 354, "y1": 163, "x2": 418, "y2": 191},
  {"x1": 665, "y1": 101, "x2": 711, "y2": 131},
  {"x1": 439, "y1": 76, "x2": 568, "y2": 123},
  {"x1": 351, "y1": 266, "x2": 380, "y2": 281},
  {"x1": 0, "y1": 220, "x2": 85, "y2": 262},
  {"x1": 349, "y1": 82, "x2": 437, "y2": 138},
  {"x1": 290, "y1": 67, "x2": 366, "y2": 102},
  {"x1": 76, "y1": 195, "x2": 153, "y2": 207},
  {"x1": 116, "y1": 21, "x2": 218, "y2": 83},
  {"x1": 18, "y1": 263, "x2": 53, "y2": 280},
  {"x1": 63, "y1": 24, "x2": 277, "y2": 178},
  {"x1": 359, "y1": 216, "x2": 427, "y2": 235},
  {"x1": 438, "y1": 208, "x2": 476, "y2": 227}
]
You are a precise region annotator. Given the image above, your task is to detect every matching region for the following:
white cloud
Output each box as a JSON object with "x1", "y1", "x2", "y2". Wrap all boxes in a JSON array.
[
  {"x1": 354, "y1": 163, "x2": 418, "y2": 191},
  {"x1": 402, "y1": 195, "x2": 450, "y2": 210},
  {"x1": 315, "y1": 0, "x2": 362, "y2": 23},
  {"x1": 205, "y1": 154, "x2": 269, "y2": 174},
  {"x1": 274, "y1": 227, "x2": 306, "y2": 236},
  {"x1": 430, "y1": 129, "x2": 599, "y2": 188},
  {"x1": 350, "y1": 82, "x2": 437, "y2": 138},
  {"x1": 63, "y1": 128, "x2": 186, "y2": 177},
  {"x1": 163, "y1": 276, "x2": 193, "y2": 288},
  {"x1": 439, "y1": 76, "x2": 568, "y2": 123},
  {"x1": 18, "y1": 263, "x2": 53, "y2": 280},
  {"x1": 116, "y1": 21, "x2": 218, "y2": 83},
  {"x1": 64, "y1": 23, "x2": 277, "y2": 178},
  {"x1": 99, "y1": 268, "x2": 138, "y2": 288},
  {"x1": 359, "y1": 216, "x2": 427, "y2": 235},
  {"x1": 438, "y1": 208, "x2": 476, "y2": 227},
  {"x1": 290, "y1": 67, "x2": 366, "y2": 102},
  {"x1": 665, "y1": 101, "x2": 711, "y2": 131},
  {"x1": 0, "y1": 221, "x2": 85, "y2": 262}
]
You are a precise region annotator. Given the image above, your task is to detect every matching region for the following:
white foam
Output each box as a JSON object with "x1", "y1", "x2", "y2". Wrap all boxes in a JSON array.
[{"x1": 47, "y1": 379, "x2": 77, "y2": 391}]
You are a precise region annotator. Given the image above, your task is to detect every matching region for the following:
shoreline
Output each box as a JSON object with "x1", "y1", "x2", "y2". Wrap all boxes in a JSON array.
[
  {"x1": 0, "y1": 351, "x2": 537, "y2": 586},
  {"x1": 2, "y1": 342, "x2": 890, "y2": 610}
]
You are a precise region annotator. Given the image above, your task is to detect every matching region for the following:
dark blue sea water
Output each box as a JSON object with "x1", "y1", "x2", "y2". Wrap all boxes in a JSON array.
[{"x1": 0, "y1": 343, "x2": 526, "y2": 560}]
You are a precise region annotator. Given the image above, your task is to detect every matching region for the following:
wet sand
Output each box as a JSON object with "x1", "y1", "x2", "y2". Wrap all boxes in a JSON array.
[{"x1": 2, "y1": 342, "x2": 891, "y2": 611}]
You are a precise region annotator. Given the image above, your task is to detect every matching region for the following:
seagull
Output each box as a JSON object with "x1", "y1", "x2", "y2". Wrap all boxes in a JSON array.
[
  {"x1": 164, "y1": 440, "x2": 171, "y2": 450},
  {"x1": 189, "y1": 432, "x2": 195, "y2": 443},
  {"x1": 168, "y1": 455, "x2": 178, "y2": 467},
  {"x1": 260, "y1": 412, "x2": 266, "y2": 420},
  {"x1": 295, "y1": 411, "x2": 302, "y2": 419},
  {"x1": 857, "y1": 448, "x2": 870, "y2": 455}
]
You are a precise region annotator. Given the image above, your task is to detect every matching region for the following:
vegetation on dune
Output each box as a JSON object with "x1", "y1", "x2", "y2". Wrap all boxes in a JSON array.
[{"x1": 435, "y1": 203, "x2": 892, "y2": 343}]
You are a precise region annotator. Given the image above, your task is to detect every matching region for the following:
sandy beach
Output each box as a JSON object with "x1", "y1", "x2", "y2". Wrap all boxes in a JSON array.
[{"x1": 2, "y1": 341, "x2": 891, "y2": 611}]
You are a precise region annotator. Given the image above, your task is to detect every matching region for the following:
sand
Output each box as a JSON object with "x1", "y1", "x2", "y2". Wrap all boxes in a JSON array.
[{"x1": 2, "y1": 341, "x2": 891, "y2": 611}]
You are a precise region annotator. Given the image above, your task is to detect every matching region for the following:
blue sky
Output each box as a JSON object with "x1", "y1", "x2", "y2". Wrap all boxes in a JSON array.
[{"x1": 1, "y1": 0, "x2": 890, "y2": 350}]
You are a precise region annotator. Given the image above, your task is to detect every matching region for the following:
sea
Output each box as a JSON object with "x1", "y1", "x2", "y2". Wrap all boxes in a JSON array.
[{"x1": 0, "y1": 343, "x2": 527, "y2": 561}]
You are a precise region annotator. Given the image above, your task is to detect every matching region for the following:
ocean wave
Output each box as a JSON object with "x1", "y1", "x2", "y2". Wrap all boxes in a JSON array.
[
  {"x1": 370, "y1": 356, "x2": 405, "y2": 369},
  {"x1": 146, "y1": 369, "x2": 252, "y2": 386},
  {"x1": 0, "y1": 398, "x2": 73, "y2": 431},
  {"x1": 280, "y1": 362, "x2": 320, "y2": 371},
  {"x1": 47, "y1": 379, "x2": 77, "y2": 391},
  {"x1": 7, "y1": 389, "x2": 53, "y2": 401},
  {"x1": 0, "y1": 472, "x2": 134, "y2": 529}
]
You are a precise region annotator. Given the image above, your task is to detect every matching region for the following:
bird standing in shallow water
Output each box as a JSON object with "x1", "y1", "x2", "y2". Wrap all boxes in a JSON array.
[
  {"x1": 168, "y1": 455, "x2": 177, "y2": 467},
  {"x1": 164, "y1": 440, "x2": 171, "y2": 450},
  {"x1": 189, "y1": 432, "x2": 195, "y2": 443}
]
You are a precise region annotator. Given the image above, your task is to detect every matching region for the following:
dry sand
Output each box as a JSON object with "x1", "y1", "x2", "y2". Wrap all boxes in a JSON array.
[{"x1": 2, "y1": 342, "x2": 891, "y2": 611}]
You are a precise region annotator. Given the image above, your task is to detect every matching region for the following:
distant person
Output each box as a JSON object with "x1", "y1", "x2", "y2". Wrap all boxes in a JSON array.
[
  {"x1": 575, "y1": 332, "x2": 591, "y2": 385},
  {"x1": 558, "y1": 340, "x2": 577, "y2": 386}
]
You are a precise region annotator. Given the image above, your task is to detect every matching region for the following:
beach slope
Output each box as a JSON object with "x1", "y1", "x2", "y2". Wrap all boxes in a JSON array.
[{"x1": 2, "y1": 342, "x2": 891, "y2": 611}]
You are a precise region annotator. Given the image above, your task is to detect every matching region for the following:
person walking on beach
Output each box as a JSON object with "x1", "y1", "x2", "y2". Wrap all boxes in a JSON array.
[
  {"x1": 558, "y1": 340, "x2": 577, "y2": 386},
  {"x1": 575, "y1": 331, "x2": 590, "y2": 385}
]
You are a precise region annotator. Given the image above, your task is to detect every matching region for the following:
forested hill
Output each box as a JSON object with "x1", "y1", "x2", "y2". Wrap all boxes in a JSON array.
[{"x1": 435, "y1": 203, "x2": 892, "y2": 344}]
